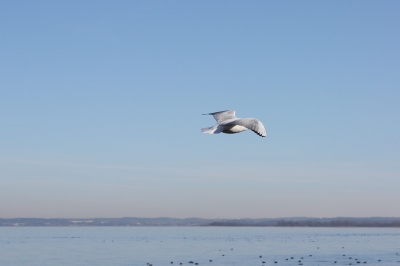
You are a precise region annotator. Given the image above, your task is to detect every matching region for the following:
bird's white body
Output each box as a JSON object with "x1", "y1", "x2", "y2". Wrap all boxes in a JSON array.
[
  {"x1": 201, "y1": 110, "x2": 267, "y2": 137},
  {"x1": 222, "y1": 125, "x2": 248, "y2": 134}
]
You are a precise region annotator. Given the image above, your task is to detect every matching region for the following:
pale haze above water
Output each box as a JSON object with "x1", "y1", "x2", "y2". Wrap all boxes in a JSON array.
[{"x1": 0, "y1": 1, "x2": 399, "y2": 218}]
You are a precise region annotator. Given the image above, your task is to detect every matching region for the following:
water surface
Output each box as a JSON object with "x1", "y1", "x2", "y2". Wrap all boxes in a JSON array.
[{"x1": 1, "y1": 227, "x2": 399, "y2": 265}]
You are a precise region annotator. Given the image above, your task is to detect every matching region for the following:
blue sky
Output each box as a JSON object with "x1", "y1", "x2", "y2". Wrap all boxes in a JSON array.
[{"x1": 1, "y1": 1, "x2": 399, "y2": 218}]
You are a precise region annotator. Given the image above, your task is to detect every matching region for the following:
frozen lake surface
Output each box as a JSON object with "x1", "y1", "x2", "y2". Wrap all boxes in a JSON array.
[{"x1": 1, "y1": 227, "x2": 400, "y2": 266}]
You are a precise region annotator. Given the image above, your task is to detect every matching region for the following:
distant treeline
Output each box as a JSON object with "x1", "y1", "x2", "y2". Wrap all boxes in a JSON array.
[
  {"x1": 1, "y1": 217, "x2": 400, "y2": 227},
  {"x1": 207, "y1": 220, "x2": 400, "y2": 227},
  {"x1": 275, "y1": 220, "x2": 400, "y2": 227}
]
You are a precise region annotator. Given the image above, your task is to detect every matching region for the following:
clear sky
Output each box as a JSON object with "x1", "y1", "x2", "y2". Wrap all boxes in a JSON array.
[{"x1": 1, "y1": 1, "x2": 399, "y2": 219}]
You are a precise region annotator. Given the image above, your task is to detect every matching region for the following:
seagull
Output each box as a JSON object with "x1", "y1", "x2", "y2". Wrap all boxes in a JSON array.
[{"x1": 201, "y1": 110, "x2": 267, "y2": 137}]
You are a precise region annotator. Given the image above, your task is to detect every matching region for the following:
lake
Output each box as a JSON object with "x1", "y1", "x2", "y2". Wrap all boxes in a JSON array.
[{"x1": 1, "y1": 227, "x2": 399, "y2": 265}]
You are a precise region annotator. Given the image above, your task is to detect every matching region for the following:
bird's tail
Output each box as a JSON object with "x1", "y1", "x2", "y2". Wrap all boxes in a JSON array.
[{"x1": 201, "y1": 124, "x2": 222, "y2": 134}]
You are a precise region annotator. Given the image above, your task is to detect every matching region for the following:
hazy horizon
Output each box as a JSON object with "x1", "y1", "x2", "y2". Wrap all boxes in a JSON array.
[
  {"x1": 2, "y1": 216, "x2": 400, "y2": 220},
  {"x1": 1, "y1": 1, "x2": 399, "y2": 219},
  {"x1": 0, "y1": 216, "x2": 400, "y2": 221}
]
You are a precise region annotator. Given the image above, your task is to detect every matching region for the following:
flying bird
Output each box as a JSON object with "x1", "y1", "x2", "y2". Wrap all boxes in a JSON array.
[{"x1": 201, "y1": 110, "x2": 267, "y2": 137}]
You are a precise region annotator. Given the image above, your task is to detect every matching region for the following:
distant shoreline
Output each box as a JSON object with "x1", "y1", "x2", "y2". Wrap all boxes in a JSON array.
[{"x1": 1, "y1": 217, "x2": 400, "y2": 227}]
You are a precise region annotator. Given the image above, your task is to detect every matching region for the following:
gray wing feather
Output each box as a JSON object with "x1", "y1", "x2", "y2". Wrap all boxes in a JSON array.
[
  {"x1": 203, "y1": 110, "x2": 236, "y2": 123},
  {"x1": 227, "y1": 118, "x2": 267, "y2": 137},
  {"x1": 201, "y1": 124, "x2": 224, "y2": 134}
]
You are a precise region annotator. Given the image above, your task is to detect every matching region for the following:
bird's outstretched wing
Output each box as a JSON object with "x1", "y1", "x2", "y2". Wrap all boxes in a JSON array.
[
  {"x1": 225, "y1": 118, "x2": 267, "y2": 137},
  {"x1": 201, "y1": 124, "x2": 224, "y2": 134},
  {"x1": 203, "y1": 110, "x2": 236, "y2": 123}
]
